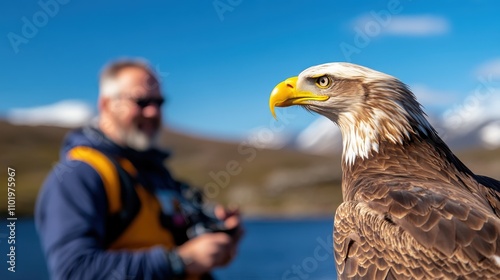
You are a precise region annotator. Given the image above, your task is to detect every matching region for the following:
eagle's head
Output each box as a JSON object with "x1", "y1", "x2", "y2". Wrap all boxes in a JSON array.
[{"x1": 269, "y1": 62, "x2": 435, "y2": 166}]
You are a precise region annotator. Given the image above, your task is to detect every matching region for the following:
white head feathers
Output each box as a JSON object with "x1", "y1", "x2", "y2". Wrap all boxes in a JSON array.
[{"x1": 298, "y1": 63, "x2": 435, "y2": 166}]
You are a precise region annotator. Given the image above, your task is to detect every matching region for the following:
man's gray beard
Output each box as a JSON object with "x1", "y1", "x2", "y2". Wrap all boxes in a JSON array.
[{"x1": 120, "y1": 126, "x2": 160, "y2": 151}]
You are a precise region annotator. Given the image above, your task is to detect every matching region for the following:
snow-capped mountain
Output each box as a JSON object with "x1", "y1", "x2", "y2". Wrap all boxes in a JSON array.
[
  {"x1": 481, "y1": 120, "x2": 500, "y2": 149},
  {"x1": 295, "y1": 117, "x2": 342, "y2": 155},
  {"x1": 294, "y1": 114, "x2": 500, "y2": 155},
  {"x1": 6, "y1": 100, "x2": 95, "y2": 128}
]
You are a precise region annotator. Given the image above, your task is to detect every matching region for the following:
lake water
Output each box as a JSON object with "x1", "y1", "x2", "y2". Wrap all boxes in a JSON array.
[{"x1": 0, "y1": 218, "x2": 337, "y2": 280}]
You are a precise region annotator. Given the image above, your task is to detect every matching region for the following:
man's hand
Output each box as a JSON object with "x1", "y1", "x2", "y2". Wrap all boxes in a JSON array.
[
  {"x1": 176, "y1": 232, "x2": 234, "y2": 275},
  {"x1": 177, "y1": 205, "x2": 245, "y2": 276},
  {"x1": 214, "y1": 205, "x2": 244, "y2": 242}
]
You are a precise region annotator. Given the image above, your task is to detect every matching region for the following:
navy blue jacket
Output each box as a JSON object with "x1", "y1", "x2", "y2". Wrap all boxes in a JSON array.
[{"x1": 35, "y1": 126, "x2": 196, "y2": 280}]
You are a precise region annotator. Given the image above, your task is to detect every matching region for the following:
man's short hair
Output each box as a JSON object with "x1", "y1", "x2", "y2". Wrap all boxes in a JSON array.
[{"x1": 99, "y1": 58, "x2": 158, "y2": 97}]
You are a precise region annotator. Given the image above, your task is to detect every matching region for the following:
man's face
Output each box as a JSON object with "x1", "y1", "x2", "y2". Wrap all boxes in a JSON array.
[{"x1": 106, "y1": 67, "x2": 164, "y2": 151}]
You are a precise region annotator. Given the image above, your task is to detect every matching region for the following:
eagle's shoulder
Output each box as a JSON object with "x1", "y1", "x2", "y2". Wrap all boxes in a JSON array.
[{"x1": 476, "y1": 174, "x2": 500, "y2": 217}]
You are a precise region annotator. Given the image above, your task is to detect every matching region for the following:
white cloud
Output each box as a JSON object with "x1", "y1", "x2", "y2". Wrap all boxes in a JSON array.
[
  {"x1": 410, "y1": 84, "x2": 457, "y2": 107},
  {"x1": 353, "y1": 14, "x2": 450, "y2": 37},
  {"x1": 7, "y1": 100, "x2": 95, "y2": 128},
  {"x1": 385, "y1": 15, "x2": 450, "y2": 36},
  {"x1": 475, "y1": 58, "x2": 500, "y2": 79}
]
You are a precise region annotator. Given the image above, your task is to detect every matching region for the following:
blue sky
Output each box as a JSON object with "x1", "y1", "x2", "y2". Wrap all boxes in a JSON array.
[{"x1": 1, "y1": 0, "x2": 500, "y2": 140}]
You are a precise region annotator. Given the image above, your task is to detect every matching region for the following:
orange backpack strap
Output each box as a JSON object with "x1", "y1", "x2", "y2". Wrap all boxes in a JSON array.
[
  {"x1": 67, "y1": 146, "x2": 141, "y2": 246},
  {"x1": 68, "y1": 146, "x2": 122, "y2": 214}
]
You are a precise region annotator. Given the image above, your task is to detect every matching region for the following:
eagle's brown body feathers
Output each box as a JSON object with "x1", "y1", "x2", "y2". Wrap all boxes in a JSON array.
[
  {"x1": 336, "y1": 137, "x2": 500, "y2": 279},
  {"x1": 269, "y1": 62, "x2": 500, "y2": 279}
]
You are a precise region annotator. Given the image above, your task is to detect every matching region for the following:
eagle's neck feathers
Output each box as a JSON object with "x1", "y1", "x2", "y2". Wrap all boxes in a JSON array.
[
  {"x1": 336, "y1": 80, "x2": 436, "y2": 167},
  {"x1": 337, "y1": 79, "x2": 477, "y2": 201}
]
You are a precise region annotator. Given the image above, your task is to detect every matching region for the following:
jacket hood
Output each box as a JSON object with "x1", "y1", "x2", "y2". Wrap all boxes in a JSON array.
[{"x1": 61, "y1": 125, "x2": 170, "y2": 168}]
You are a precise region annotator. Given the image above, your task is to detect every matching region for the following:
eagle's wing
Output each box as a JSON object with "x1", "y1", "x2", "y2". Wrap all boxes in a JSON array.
[{"x1": 334, "y1": 179, "x2": 500, "y2": 280}]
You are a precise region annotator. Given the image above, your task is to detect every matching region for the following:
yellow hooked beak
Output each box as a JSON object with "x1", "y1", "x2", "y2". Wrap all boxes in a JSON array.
[{"x1": 269, "y1": 76, "x2": 330, "y2": 119}]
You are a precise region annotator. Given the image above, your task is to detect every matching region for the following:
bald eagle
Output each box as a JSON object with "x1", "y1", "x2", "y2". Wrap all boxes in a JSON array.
[{"x1": 269, "y1": 63, "x2": 500, "y2": 279}]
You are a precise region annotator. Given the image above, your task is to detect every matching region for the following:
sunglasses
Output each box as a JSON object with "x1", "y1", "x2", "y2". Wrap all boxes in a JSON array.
[{"x1": 121, "y1": 96, "x2": 165, "y2": 108}]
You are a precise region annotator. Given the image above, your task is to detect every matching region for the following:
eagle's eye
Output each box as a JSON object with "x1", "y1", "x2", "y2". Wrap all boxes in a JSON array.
[{"x1": 316, "y1": 76, "x2": 331, "y2": 88}]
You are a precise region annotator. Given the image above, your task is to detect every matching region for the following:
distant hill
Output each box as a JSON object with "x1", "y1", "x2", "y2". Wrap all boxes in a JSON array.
[
  {"x1": 1, "y1": 120, "x2": 499, "y2": 218},
  {"x1": 0, "y1": 121, "x2": 342, "y2": 217}
]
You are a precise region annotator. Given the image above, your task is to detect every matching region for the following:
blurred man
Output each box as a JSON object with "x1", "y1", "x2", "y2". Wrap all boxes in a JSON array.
[{"x1": 35, "y1": 59, "x2": 243, "y2": 280}]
